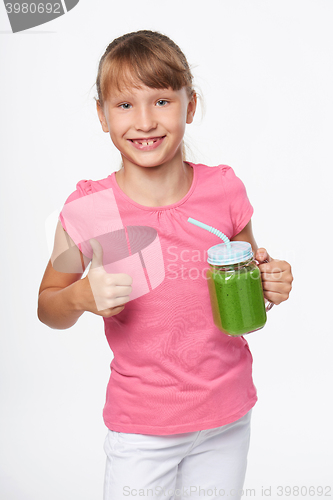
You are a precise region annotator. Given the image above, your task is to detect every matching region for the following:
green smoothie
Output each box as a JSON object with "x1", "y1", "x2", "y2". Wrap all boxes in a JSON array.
[
  {"x1": 186, "y1": 219, "x2": 267, "y2": 336},
  {"x1": 207, "y1": 260, "x2": 267, "y2": 336}
]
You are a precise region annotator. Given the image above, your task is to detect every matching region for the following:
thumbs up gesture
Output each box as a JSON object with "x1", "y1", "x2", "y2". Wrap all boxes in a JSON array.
[{"x1": 84, "y1": 238, "x2": 133, "y2": 317}]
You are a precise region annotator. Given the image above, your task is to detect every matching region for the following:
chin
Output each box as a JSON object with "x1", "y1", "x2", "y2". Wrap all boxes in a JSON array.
[{"x1": 128, "y1": 156, "x2": 167, "y2": 169}]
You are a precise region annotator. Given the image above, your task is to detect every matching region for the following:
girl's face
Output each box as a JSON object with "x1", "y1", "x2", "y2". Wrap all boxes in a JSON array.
[{"x1": 97, "y1": 84, "x2": 196, "y2": 170}]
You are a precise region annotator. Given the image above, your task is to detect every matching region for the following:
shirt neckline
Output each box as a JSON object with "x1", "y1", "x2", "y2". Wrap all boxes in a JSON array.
[{"x1": 109, "y1": 162, "x2": 197, "y2": 211}]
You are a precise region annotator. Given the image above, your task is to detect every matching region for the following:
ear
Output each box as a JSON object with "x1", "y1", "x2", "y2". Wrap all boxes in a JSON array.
[
  {"x1": 96, "y1": 100, "x2": 110, "y2": 133},
  {"x1": 186, "y1": 92, "x2": 197, "y2": 124}
]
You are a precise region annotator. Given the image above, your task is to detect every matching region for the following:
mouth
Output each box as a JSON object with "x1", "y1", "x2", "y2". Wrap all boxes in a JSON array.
[{"x1": 128, "y1": 136, "x2": 166, "y2": 151}]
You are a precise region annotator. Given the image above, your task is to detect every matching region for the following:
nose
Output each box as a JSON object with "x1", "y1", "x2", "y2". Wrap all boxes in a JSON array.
[{"x1": 135, "y1": 105, "x2": 157, "y2": 132}]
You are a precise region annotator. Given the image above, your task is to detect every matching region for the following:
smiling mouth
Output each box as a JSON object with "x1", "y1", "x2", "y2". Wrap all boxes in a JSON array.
[
  {"x1": 130, "y1": 136, "x2": 165, "y2": 146},
  {"x1": 128, "y1": 136, "x2": 166, "y2": 150}
]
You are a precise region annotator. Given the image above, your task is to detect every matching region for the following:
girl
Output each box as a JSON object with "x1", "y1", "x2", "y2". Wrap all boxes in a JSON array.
[{"x1": 38, "y1": 30, "x2": 293, "y2": 500}]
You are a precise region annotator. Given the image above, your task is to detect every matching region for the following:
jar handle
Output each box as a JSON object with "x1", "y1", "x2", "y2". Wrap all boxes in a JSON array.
[
  {"x1": 255, "y1": 258, "x2": 274, "y2": 312},
  {"x1": 265, "y1": 300, "x2": 274, "y2": 312}
]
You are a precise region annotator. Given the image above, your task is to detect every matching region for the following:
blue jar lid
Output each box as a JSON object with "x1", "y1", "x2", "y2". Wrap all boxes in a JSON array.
[{"x1": 207, "y1": 241, "x2": 253, "y2": 266}]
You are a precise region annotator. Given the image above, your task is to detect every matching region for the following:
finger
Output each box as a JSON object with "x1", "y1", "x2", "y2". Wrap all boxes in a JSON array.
[
  {"x1": 260, "y1": 269, "x2": 291, "y2": 282},
  {"x1": 263, "y1": 290, "x2": 290, "y2": 305},
  {"x1": 93, "y1": 292, "x2": 131, "y2": 312},
  {"x1": 112, "y1": 285, "x2": 132, "y2": 298},
  {"x1": 259, "y1": 261, "x2": 289, "y2": 274},
  {"x1": 109, "y1": 295, "x2": 131, "y2": 307},
  {"x1": 255, "y1": 248, "x2": 272, "y2": 263},
  {"x1": 100, "y1": 305, "x2": 126, "y2": 318},
  {"x1": 89, "y1": 238, "x2": 104, "y2": 269},
  {"x1": 262, "y1": 281, "x2": 292, "y2": 295},
  {"x1": 259, "y1": 259, "x2": 291, "y2": 274},
  {"x1": 261, "y1": 267, "x2": 293, "y2": 287},
  {"x1": 112, "y1": 273, "x2": 133, "y2": 286}
]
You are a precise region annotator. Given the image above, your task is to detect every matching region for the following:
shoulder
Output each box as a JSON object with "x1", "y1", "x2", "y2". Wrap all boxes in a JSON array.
[
  {"x1": 59, "y1": 174, "x2": 113, "y2": 231},
  {"x1": 62, "y1": 175, "x2": 113, "y2": 205},
  {"x1": 218, "y1": 165, "x2": 248, "y2": 192},
  {"x1": 190, "y1": 162, "x2": 245, "y2": 187},
  {"x1": 190, "y1": 162, "x2": 235, "y2": 175},
  {"x1": 59, "y1": 175, "x2": 113, "y2": 258}
]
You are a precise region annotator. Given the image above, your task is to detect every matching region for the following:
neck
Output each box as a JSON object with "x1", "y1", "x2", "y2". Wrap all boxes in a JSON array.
[{"x1": 115, "y1": 153, "x2": 193, "y2": 207}]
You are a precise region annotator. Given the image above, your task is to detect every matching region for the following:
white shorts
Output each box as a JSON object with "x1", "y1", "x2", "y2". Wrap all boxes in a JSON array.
[{"x1": 103, "y1": 409, "x2": 252, "y2": 500}]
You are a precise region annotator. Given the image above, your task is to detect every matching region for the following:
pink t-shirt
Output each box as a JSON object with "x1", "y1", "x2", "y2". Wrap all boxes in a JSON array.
[{"x1": 59, "y1": 163, "x2": 257, "y2": 435}]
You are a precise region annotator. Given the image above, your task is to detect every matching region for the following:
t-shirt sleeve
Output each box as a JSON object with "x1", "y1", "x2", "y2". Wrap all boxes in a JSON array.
[
  {"x1": 58, "y1": 179, "x2": 125, "y2": 260},
  {"x1": 58, "y1": 179, "x2": 94, "y2": 258},
  {"x1": 219, "y1": 165, "x2": 254, "y2": 237}
]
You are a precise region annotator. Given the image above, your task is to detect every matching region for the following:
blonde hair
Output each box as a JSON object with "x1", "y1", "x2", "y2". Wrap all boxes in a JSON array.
[{"x1": 95, "y1": 30, "x2": 195, "y2": 108}]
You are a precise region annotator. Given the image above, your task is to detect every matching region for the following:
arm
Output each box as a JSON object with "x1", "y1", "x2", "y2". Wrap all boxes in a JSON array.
[
  {"x1": 37, "y1": 259, "x2": 89, "y2": 330},
  {"x1": 231, "y1": 219, "x2": 259, "y2": 254},
  {"x1": 37, "y1": 221, "x2": 132, "y2": 330},
  {"x1": 231, "y1": 220, "x2": 293, "y2": 305}
]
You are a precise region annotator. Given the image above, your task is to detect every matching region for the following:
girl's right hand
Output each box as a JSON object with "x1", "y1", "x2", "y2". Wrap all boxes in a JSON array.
[
  {"x1": 83, "y1": 238, "x2": 133, "y2": 318},
  {"x1": 38, "y1": 223, "x2": 132, "y2": 329}
]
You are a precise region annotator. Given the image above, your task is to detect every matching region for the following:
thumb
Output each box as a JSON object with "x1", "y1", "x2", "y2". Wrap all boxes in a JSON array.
[
  {"x1": 89, "y1": 238, "x2": 104, "y2": 269},
  {"x1": 255, "y1": 247, "x2": 272, "y2": 263}
]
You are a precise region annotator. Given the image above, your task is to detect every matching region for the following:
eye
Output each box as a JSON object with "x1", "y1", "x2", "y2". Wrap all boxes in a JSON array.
[
  {"x1": 119, "y1": 103, "x2": 132, "y2": 110},
  {"x1": 156, "y1": 99, "x2": 168, "y2": 107}
]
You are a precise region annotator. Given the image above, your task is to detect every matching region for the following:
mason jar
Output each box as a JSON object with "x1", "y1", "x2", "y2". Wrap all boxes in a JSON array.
[{"x1": 206, "y1": 241, "x2": 267, "y2": 336}]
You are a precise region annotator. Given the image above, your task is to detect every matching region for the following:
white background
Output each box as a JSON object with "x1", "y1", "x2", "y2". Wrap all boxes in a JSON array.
[{"x1": 1, "y1": 1, "x2": 332, "y2": 499}]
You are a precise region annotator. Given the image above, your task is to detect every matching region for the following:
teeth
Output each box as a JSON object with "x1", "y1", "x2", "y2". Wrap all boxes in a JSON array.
[{"x1": 133, "y1": 139, "x2": 157, "y2": 146}]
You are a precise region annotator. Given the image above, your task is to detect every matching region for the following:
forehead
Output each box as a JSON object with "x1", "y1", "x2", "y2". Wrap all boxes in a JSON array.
[
  {"x1": 107, "y1": 85, "x2": 185, "y2": 102},
  {"x1": 102, "y1": 61, "x2": 187, "y2": 101}
]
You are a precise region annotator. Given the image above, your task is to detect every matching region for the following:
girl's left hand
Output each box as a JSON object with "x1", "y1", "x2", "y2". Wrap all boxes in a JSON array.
[{"x1": 255, "y1": 248, "x2": 293, "y2": 305}]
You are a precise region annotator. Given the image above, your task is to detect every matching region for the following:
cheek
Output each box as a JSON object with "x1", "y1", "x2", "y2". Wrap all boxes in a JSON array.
[
  {"x1": 168, "y1": 110, "x2": 187, "y2": 133},
  {"x1": 108, "y1": 116, "x2": 127, "y2": 138},
  {"x1": 176, "y1": 118, "x2": 187, "y2": 137},
  {"x1": 108, "y1": 125, "x2": 123, "y2": 147}
]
